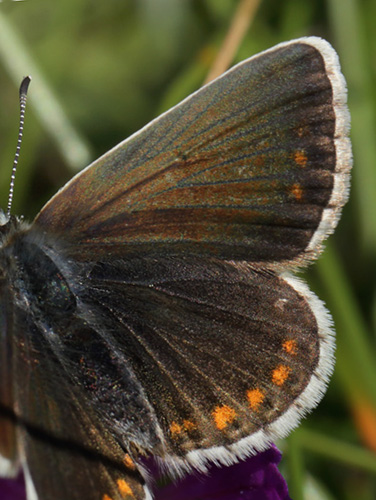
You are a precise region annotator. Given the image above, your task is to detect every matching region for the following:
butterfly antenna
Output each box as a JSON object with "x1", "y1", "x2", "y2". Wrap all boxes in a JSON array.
[{"x1": 7, "y1": 76, "x2": 31, "y2": 217}]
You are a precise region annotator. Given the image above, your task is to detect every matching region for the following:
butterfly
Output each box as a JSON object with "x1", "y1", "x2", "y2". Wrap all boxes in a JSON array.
[{"x1": 0, "y1": 36, "x2": 351, "y2": 500}]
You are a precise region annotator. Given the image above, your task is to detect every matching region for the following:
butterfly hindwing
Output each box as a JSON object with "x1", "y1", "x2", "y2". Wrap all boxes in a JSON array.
[{"x1": 82, "y1": 255, "x2": 331, "y2": 467}]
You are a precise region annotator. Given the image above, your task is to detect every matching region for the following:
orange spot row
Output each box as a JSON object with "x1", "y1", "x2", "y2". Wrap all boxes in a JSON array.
[{"x1": 170, "y1": 362, "x2": 294, "y2": 437}]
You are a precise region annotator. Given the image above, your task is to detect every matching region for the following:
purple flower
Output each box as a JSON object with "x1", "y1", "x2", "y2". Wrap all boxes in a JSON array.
[
  {"x1": 0, "y1": 446, "x2": 291, "y2": 500},
  {"x1": 149, "y1": 445, "x2": 291, "y2": 500},
  {"x1": 0, "y1": 472, "x2": 26, "y2": 500}
]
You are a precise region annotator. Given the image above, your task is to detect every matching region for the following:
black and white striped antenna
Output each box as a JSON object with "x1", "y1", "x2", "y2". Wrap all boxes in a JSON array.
[{"x1": 7, "y1": 76, "x2": 31, "y2": 217}]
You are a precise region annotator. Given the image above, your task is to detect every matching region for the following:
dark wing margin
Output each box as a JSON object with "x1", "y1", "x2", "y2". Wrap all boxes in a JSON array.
[{"x1": 34, "y1": 37, "x2": 351, "y2": 267}]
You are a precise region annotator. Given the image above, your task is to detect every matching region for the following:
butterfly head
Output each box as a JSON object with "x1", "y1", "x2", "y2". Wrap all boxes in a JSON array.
[{"x1": 0, "y1": 211, "x2": 23, "y2": 244}]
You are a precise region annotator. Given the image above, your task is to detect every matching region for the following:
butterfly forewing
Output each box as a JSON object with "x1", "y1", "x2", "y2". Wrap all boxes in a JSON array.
[{"x1": 35, "y1": 39, "x2": 349, "y2": 266}]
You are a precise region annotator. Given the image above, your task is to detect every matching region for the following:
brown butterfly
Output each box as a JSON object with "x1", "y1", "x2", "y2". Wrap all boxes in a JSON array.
[{"x1": 0, "y1": 37, "x2": 351, "y2": 499}]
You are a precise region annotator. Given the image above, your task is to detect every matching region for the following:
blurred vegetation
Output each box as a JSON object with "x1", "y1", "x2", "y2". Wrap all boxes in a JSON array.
[{"x1": 0, "y1": 0, "x2": 375, "y2": 499}]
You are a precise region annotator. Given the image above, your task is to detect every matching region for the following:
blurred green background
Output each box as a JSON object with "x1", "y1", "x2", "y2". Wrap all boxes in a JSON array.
[{"x1": 0, "y1": 0, "x2": 375, "y2": 499}]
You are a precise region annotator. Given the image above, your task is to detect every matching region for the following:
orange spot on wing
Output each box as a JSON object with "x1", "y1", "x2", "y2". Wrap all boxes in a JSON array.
[
  {"x1": 183, "y1": 420, "x2": 197, "y2": 432},
  {"x1": 283, "y1": 339, "x2": 298, "y2": 355},
  {"x1": 294, "y1": 150, "x2": 307, "y2": 166},
  {"x1": 247, "y1": 388, "x2": 265, "y2": 410},
  {"x1": 170, "y1": 421, "x2": 183, "y2": 436},
  {"x1": 212, "y1": 405, "x2": 237, "y2": 430},
  {"x1": 170, "y1": 419, "x2": 197, "y2": 437},
  {"x1": 290, "y1": 183, "x2": 303, "y2": 201},
  {"x1": 117, "y1": 479, "x2": 134, "y2": 497},
  {"x1": 102, "y1": 495, "x2": 113, "y2": 500},
  {"x1": 123, "y1": 453, "x2": 136, "y2": 470},
  {"x1": 272, "y1": 365, "x2": 291, "y2": 386}
]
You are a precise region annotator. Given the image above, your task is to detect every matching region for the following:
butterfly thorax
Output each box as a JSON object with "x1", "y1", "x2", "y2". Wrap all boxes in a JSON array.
[{"x1": 0, "y1": 217, "x2": 76, "y2": 329}]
